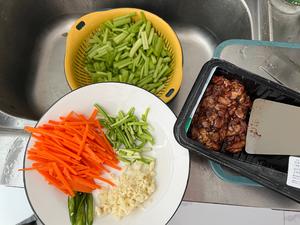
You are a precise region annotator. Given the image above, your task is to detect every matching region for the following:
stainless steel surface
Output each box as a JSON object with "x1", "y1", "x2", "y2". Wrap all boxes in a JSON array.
[
  {"x1": 0, "y1": 0, "x2": 252, "y2": 120},
  {"x1": 0, "y1": 130, "x2": 29, "y2": 187},
  {"x1": 0, "y1": 111, "x2": 35, "y2": 187},
  {"x1": 219, "y1": 44, "x2": 300, "y2": 92},
  {"x1": 0, "y1": 0, "x2": 300, "y2": 213},
  {"x1": 270, "y1": 0, "x2": 300, "y2": 42},
  {"x1": 185, "y1": 152, "x2": 300, "y2": 210}
]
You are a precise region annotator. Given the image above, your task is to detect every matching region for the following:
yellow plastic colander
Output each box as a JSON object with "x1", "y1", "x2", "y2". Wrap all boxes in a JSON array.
[{"x1": 65, "y1": 8, "x2": 182, "y2": 103}]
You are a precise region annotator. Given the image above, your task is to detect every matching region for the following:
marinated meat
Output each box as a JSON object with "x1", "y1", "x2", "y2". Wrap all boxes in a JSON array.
[{"x1": 190, "y1": 75, "x2": 252, "y2": 153}]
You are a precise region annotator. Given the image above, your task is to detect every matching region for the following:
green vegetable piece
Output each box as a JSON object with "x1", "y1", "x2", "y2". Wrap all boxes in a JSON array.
[
  {"x1": 68, "y1": 195, "x2": 76, "y2": 225},
  {"x1": 153, "y1": 57, "x2": 163, "y2": 78},
  {"x1": 74, "y1": 193, "x2": 86, "y2": 225},
  {"x1": 142, "y1": 107, "x2": 150, "y2": 122},
  {"x1": 161, "y1": 49, "x2": 168, "y2": 57},
  {"x1": 129, "y1": 38, "x2": 142, "y2": 57},
  {"x1": 132, "y1": 78, "x2": 139, "y2": 84},
  {"x1": 103, "y1": 28, "x2": 109, "y2": 44},
  {"x1": 111, "y1": 114, "x2": 130, "y2": 127},
  {"x1": 144, "y1": 57, "x2": 149, "y2": 77},
  {"x1": 113, "y1": 31, "x2": 128, "y2": 44},
  {"x1": 115, "y1": 52, "x2": 121, "y2": 61},
  {"x1": 140, "y1": 11, "x2": 147, "y2": 22},
  {"x1": 139, "y1": 65, "x2": 144, "y2": 79},
  {"x1": 128, "y1": 73, "x2": 135, "y2": 83},
  {"x1": 112, "y1": 28, "x2": 125, "y2": 33},
  {"x1": 141, "y1": 31, "x2": 149, "y2": 50},
  {"x1": 127, "y1": 121, "x2": 148, "y2": 126},
  {"x1": 148, "y1": 28, "x2": 154, "y2": 45},
  {"x1": 94, "y1": 104, "x2": 114, "y2": 123},
  {"x1": 124, "y1": 33, "x2": 135, "y2": 42},
  {"x1": 113, "y1": 17, "x2": 131, "y2": 27},
  {"x1": 159, "y1": 76, "x2": 168, "y2": 83},
  {"x1": 154, "y1": 64, "x2": 170, "y2": 82},
  {"x1": 151, "y1": 55, "x2": 157, "y2": 64},
  {"x1": 156, "y1": 84, "x2": 165, "y2": 93},
  {"x1": 145, "y1": 20, "x2": 151, "y2": 37},
  {"x1": 154, "y1": 37, "x2": 164, "y2": 57},
  {"x1": 152, "y1": 33, "x2": 158, "y2": 46},
  {"x1": 138, "y1": 76, "x2": 153, "y2": 87},
  {"x1": 104, "y1": 21, "x2": 114, "y2": 29},
  {"x1": 132, "y1": 51, "x2": 141, "y2": 72},
  {"x1": 146, "y1": 82, "x2": 162, "y2": 90},
  {"x1": 86, "y1": 193, "x2": 94, "y2": 225},
  {"x1": 113, "y1": 12, "x2": 136, "y2": 22},
  {"x1": 163, "y1": 57, "x2": 171, "y2": 63},
  {"x1": 120, "y1": 51, "x2": 129, "y2": 59},
  {"x1": 113, "y1": 58, "x2": 132, "y2": 69},
  {"x1": 128, "y1": 20, "x2": 143, "y2": 33},
  {"x1": 107, "y1": 72, "x2": 112, "y2": 81},
  {"x1": 138, "y1": 23, "x2": 146, "y2": 38},
  {"x1": 118, "y1": 74, "x2": 123, "y2": 82}
]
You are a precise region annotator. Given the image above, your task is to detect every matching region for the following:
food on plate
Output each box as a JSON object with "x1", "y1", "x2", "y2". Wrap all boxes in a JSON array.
[
  {"x1": 96, "y1": 161, "x2": 156, "y2": 219},
  {"x1": 85, "y1": 11, "x2": 173, "y2": 94},
  {"x1": 22, "y1": 105, "x2": 157, "y2": 223},
  {"x1": 22, "y1": 109, "x2": 120, "y2": 196},
  {"x1": 95, "y1": 104, "x2": 155, "y2": 164},
  {"x1": 190, "y1": 75, "x2": 252, "y2": 153},
  {"x1": 68, "y1": 192, "x2": 94, "y2": 225}
]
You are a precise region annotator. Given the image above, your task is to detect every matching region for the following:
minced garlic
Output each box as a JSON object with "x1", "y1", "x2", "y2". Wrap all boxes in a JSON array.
[{"x1": 96, "y1": 161, "x2": 156, "y2": 219}]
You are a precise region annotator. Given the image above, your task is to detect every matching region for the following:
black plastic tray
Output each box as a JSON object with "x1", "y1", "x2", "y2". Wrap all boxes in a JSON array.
[{"x1": 174, "y1": 59, "x2": 300, "y2": 202}]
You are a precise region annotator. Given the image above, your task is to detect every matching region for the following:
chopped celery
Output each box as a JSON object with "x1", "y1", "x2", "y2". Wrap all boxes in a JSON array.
[
  {"x1": 85, "y1": 11, "x2": 173, "y2": 94},
  {"x1": 113, "y1": 17, "x2": 131, "y2": 27},
  {"x1": 129, "y1": 39, "x2": 142, "y2": 57}
]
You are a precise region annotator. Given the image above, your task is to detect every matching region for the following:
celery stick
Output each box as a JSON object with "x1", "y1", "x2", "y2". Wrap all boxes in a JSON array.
[{"x1": 129, "y1": 39, "x2": 142, "y2": 57}]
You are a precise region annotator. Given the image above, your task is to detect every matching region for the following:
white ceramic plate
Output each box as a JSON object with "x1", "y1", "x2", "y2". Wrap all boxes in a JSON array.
[{"x1": 24, "y1": 83, "x2": 190, "y2": 225}]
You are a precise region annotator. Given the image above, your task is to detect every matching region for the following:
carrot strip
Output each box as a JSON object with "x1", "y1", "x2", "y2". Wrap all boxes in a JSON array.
[
  {"x1": 85, "y1": 145, "x2": 103, "y2": 163},
  {"x1": 38, "y1": 169, "x2": 71, "y2": 196},
  {"x1": 64, "y1": 121, "x2": 94, "y2": 126},
  {"x1": 48, "y1": 120, "x2": 60, "y2": 125},
  {"x1": 67, "y1": 178, "x2": 94, "y2": 193},
  {"x1": 70, "y1": 175, "x2": 100, "y2": 189},
  {"x1": 22, "y1": 109, "x2": 119, "y2": 196},
  {"x1": 42, "y1": 142, "x2": 81, "y2": 161},
  {"x1": 78, "y1": 124, "x2": 89, "y2": 156},
  {"x1": 104, "y1": 160, "x2": 122, "y2": 170},
  {"x1": 52, "y1": 162, "x2": 73, "y2": 196},
  {"x1": 89, "y1": 108, "x2": 98, "y2": 121},
  {"x1": 97, "y1": 176, "x2": 116, "y2": 186},
  {"x1": 34, "y1": 150, "x2": 78, "y2": 175}
]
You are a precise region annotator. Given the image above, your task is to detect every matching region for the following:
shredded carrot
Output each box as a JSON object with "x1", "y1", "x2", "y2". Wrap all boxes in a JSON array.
[
  {"x1": 78, "y1": 124, "x2": 89, "y2": 156},
  {"x1": 97, "y1": 176, "x2": 116, "y2": 187},
  {"x1": 22, "y1": 107, "x2": 119, "y2": 196},
  {"x1": 89, "y1": 108, "x2": 98, "y2": 121}
]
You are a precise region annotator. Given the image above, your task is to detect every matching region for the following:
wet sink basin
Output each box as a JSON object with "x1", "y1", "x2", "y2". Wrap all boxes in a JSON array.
[{"x1": 0, "y1": 0, "x2": 252, "y2": 119}]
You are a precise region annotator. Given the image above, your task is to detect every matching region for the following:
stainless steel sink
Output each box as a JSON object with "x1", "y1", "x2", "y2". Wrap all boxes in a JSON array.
[
  {"x1": 1, "y1": 0, "x2": 300, "y2": 217},
  {"x1": 0, "y1": 0, "x2": 252, "y2": 119}
]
